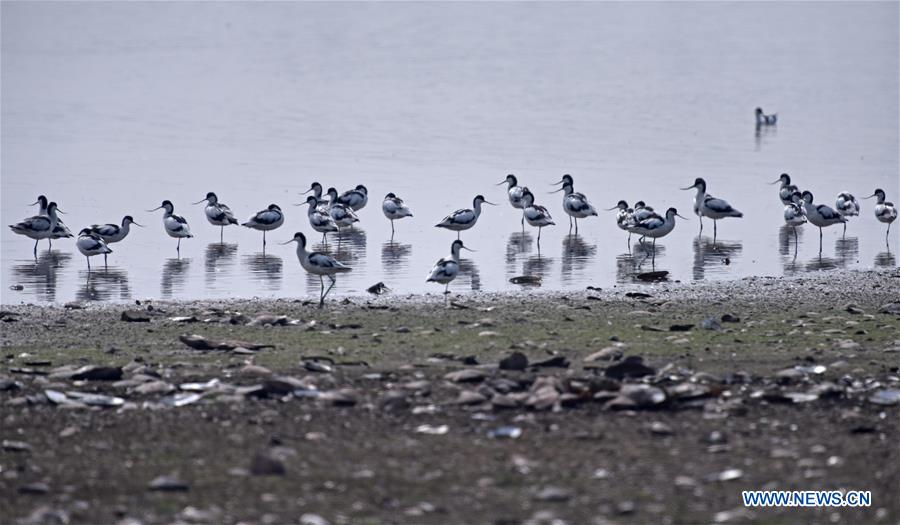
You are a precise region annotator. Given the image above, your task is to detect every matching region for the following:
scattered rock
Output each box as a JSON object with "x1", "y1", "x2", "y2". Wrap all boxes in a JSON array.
[
  {"x1": 2, "y1": 440, "x2": 31, "y2": 452},
  {"x1": 179, "y1": 334, "x2": 274, "y2": 351},
  {"x1": 877, "y1": 302, "x2": 900, "y2": 315},
  {"x1": 454, "y1": 390, "x2": 488, "y2": 405},
  {"x1": 509, "y1": 275, "x2": 542, "y2": 285},
  {"x1": 71, "y1": 365, "x2": 123, "y2": 381},
  {"x1": 147, "y1": 475, "x2": 189, "y2": 492},
  {"x1": 868, "y1": 389, "x2": 900, "y2": 406},
  {"x1": 415, "y1": 424, "x2": 449, "y2": 435},
  {"x1": 19, "y1": 482, "x2": 50, "y2": 495},
  {"x1": 669, "y1": 324, "x2": 694, "y2": 332},
  {"x1": 649, "y1": 421, "x2": 673, "y2": 435},
  {"x1": 530, "y1": 355, "x2": 569, "y2": 368},
  {"x1": 701, "y1": 317, "x2": 722, "y2": 331},
  {"x1": 604, "y1": 356, "x2": 655, "y2": 380},
  {"x1": 121, "y1": 311, "x2": 150, "y2": 323},
  {"x1": 635, "y1": 270, "x2": 669, "y2": 282},
  {"x1": 584, "y1": 347, "x2": 623, "y2": 362},
  {"x1": 367, "y1": 282, "x2": 389, "y2": 294},
  {"x1": 488, "y1": 426, "x2": 522, "y2": 439},
  {"x1": 499, "y1": 352, "x2": 528, "y2": 371},
  {"x1": 444, "y1": 369, "x2": 486, "y2": 383},
  {"x1": 721, "y1": 314, "x2": 741, "y2": 323},
  {"x1": 250, "y1": 451, "x2": 287, "y2": 476},
  {"x1": 532, "y1": 486, "x2": 571, "y2": 502},
  {"x1": 625, "y1": 292, "x2": 651, "y2": 299}
]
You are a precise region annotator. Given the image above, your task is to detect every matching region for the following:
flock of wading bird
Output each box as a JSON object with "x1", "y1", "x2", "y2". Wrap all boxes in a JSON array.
[{"x1": 8, "y1": 171, "x2": 898, "y2": 306}]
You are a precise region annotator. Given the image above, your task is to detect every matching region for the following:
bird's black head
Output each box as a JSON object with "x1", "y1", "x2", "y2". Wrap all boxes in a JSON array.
[
  {"x1": 356, "y1": 184, "x2": 367, "y2": 193},
  {"x1": 506, "y1": 174, "x2": 517, "y2": 185},
  {"x1": 561, "y1": 174, "x2": 573, "y2": 185},
  {"x1": 205, "y1": 192, "x2": 216, "y2": 200},
  {"x1": 755, "y1": 108, "x2": 763, "y2": 114},
  {"x1": 294, "y1": 232, "x2": 307, "y2": 245},
  {"x1": 123, "y1": 215, "x2": 134, "y2": 223},
  {"x1": 385, "y1": 192, "x2": 396, "y2": 199},
  {"x1": 780, "y1": 173, "x2": 790, "y2": 184},
  {"x1": 617, "y1": 200, "x2": 628, "y2": 209},
  {"x1": 801, "y1": 190, "x2": 814, "y2": 202},
  {"x1": 268, "y1": 204, "x2": 281, "y2": 211},
  {"x1": 78, "y1": 227, "x2": 93, "y2": 236},
  {"x1": 37, "y1": 195, "x2": 48, "y2": 206},
  {"x1": 306, "y1": 195, "x2": 318, "y2": 205},
  {"x1": 161, "y1": 200, "x2": 173, "y2": 208}
]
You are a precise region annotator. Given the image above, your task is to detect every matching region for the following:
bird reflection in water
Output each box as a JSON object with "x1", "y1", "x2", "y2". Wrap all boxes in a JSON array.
[
  {"x1": 561, "y1": 234, "x2": 596, "y2": 284},
  {"x1": 76, "y1": 267, "x2": 131, "y2": 301},
  {"x1": 754, "y1": 122, "x2": 776, "y2": 151},
  {"x1": 243, "y1": 252, "x2": 282, "y2": 290},
  {"x1": 874, "y1": 250, "x2": 896, "y2": 268},
  {"x1": 9, "y1": 250, "x2": 71, "y2": 302},
  {"x1": 806, "y1": 254, "x2": 839, "y2": 272},
  {"x1": 381, "y1": 240, "x2": 411, "y2": 279},
  {"x1": 505, "y1": 231, "x2": 533, "y2": 278},
  {"x1": 160, "y1": 257, "x2": 191, "y2": 299},
  {"x1": 318, "y1": 228, "x2": 367, "y2": 267},
  {"x1": 616, "y1": 242, "x2": 666, "y2": 283},
  {"x1": 834, "y1": 236, "x2": 859, "y2": 268},
  {"x1": 204, "y1": 243, "x2": 238, "y2": 288},
  {"x1": 692, "y1": 236, "x2": 742, "y2": 280},
  {"x1": 457, "y1": 257, "x2": 482, "y2": 291},
  {"x1": 522, "y1": 254, "x2": 552, "y2": 283},
  {"x1": 778, "y1": 225, "x2": 803, "y2": 258}
]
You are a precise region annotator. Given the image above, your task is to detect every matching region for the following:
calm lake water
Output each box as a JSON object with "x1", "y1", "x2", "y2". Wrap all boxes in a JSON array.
[{"x1": 2, "y1": 2, "x2": 898, "y2": 304}]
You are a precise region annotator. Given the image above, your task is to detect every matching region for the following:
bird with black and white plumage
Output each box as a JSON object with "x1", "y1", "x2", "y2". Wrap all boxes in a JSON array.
[
  {"x1": 76, "y1": 228, "x2": 113, "y2": 270},
  {"x1": 31, "y1": 195, "x2": 73, "y2": 245},
  {"x1": 302, "y1": 182, "x2": 330, "y2": 213},
  {"x1": 771, "y1": 173, "x2": 799, "y2": 205},
  {"x1": 835, "y1": 192, "x2": 860, "y2": 235},
  {"x1": 629, "y1": 207, "x2": 689, "y2": 248},
  {"x1": 193, "y1": 192, "x2": 238, "y2": 241},
  {"x1": 435, "y1": 195, "x2": 496, "y2": 239},
  {"x1": 89, "y1": 215, "x2": 143, "y2": 265},
  {"x1": 9, "y1": 201, "x2": 63, "y2": 257},
  {"x1": 147, "y1": 200, "x2": 193, "y2": 253},
  {"x1": 297, "y1": 195, "x2": 339, "y2": 244},
  {"x1": 681, "y1": 177, "x2": 743, "y2": 239},
  {"x1": 382, "y1": 193, "x2": 413, "y2": 235},
  {"x1": 755, "y1": 107, "x2": 777, "y2": 126},
  {"x1": 242, "y1": 204, "x2": 284, "y2": 249},
  {"x1": 281, "y1": 231, "x2": 351, "y2": 307},
  {"x1": 520, "y1": 188, "x2": 554, "y2": 245},
  {"x1": 864, "y1": 188, "x2": 897, "y2": 242},
  {"x1": 606, "y1": 200, "x2": 635, "y2": 244},
  {"x1": 800, "y1": 190, "x2": 846, "y2": 250},
  {"x1": 550, "y1": 174, "x2": 598, "y2": 233},
  {"x1": 783, "y1": 191, "x2": 807, "y2": 243},
  {"x1": 338, "y1": 185, "x2": 368, "y2": 212},
  {"x1": 497, "y1": 174, "x2": 528, "y2": 228},
  {"x1": 325, "y1": 187, "x2": 360, "y2": 230},
  {"x1": 426, "y1": 239, "x2": 474, "y2": 295}
]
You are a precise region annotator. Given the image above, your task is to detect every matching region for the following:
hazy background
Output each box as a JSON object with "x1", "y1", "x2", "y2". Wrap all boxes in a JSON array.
[{"x1": 2, "y1": 2, "x2": 897, "y2": 303}]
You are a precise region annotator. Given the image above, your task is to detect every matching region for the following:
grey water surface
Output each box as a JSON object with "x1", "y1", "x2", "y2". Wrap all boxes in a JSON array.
[{"x1": 2, "y1": 2, "x2": 897, "y2": 304}]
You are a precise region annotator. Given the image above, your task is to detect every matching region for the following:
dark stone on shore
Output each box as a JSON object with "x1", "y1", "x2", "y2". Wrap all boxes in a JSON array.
[
  {"x1": 2, "y1": 440, "x2": 32, "y2": 452},
  {"x1": 121, "y1": 311, "x2": 150, "y2": 323},
  {"x1": 499, "y1": 352, "x2": 528, "y2": 371},
  {"x1": 604, "y1": 356, "x2": 654, "y2": 380},
  {"x1": 531, "y1": 355, "x2": 569, "y2": 368},
  {"x1": 669, "y1": 324, "x2": 694, "y2": 332},
  {"x1": 147, "y1": 475, "x2": 189, "y2": 492},
  {"x1": 71, "y1": 366, "x2": 123, "y2": 381},
  {"x1": 444, "y1": 369, "x2": 486, "y2": 383},
  {"x1": 19, "y1": 482, "x2": 50, "y2": 495},
  {"x1": 250, "y1": 451, "x2": 287, "y2": 476},
  {"x1": 533, "y1": 486, "x2": 572, "y2": 502},
  {"x1": 721, "y1": 313, "x2": 741, "y2": 323}
]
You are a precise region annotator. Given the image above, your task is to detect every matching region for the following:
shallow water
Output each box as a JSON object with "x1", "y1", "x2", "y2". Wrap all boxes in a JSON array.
[{"x1": 2, "y1": 2, "x2": 897, "y2": 304}]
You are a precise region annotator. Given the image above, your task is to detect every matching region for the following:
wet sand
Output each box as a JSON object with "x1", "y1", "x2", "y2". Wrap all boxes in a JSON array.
[{"x1": 1, "y1": 268, "x2": 899, "y2": 524}]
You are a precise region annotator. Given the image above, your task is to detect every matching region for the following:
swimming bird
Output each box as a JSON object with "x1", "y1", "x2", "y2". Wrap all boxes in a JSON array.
[
  {"x1": 835, "y1": 192, "x2": 860, "y2": 235},
  {"x1": 800, "y1": 190, "x2": 846, "y2": 250},
  {"x1": 550, "y1": 174, "x2": 598, "y2": 233},
  {"x1": 325, "y1": 187, "x2": 360, "y2": 231},
  {"x1": 497, "y1": 174, "x2": 528, "y2": 228},
  {"x1": 680, "y1": 178, "x2": 743, "y2": 239},
  {"x1": 864, "y1": 189, "x2": 897, "y2": 242},
  {"x1": 520, "y1": 189, "x2": 555, "y2": 245},
  {"x1": 629, "y1": 207, "x2": 689, "y2": 248},
  {"x1": 435, "y1": 195, "x2": 496, "y2": 239},
  {"x1": 89, "y1": 215, "x2": 143, "y2": 265},
  {"x1": 9, "y1": 201, "x2": 62, "y2": 257},
  {"x1": 30, "y1": 195, "x2": 73, "y2": 246},
  {"x1": 193, "y1": 192, "x2": 238, "y2": 241},
  {"x1": 242, "y1": 204, "x2": 284, "y2": 249},
  {"x1": 338, "y1": 185, "x2": 368, "y2": 212},
  {"x1": 770, "y1": 174, "x2": 799, "y2": 205},
  {"x1": 147, "y1": 200, "x2": 193, "y2": 254},
  {"x1": 281, "y1": 231, "x2": 351, "y2": 307},
  {"x1": 755, "y1": 107, "x2": 777, "y2": 126},
  {"x1": 426, "y1": 239, "x2": 474, "y2": 295},
  {"x1": 76, "y1": 228, "x2": 112, "y2": 271},
  {"x1": 382, "y1": 193, "x2": 413, "y2": 235},
  {"x1": 783, "y1": 191, "x2": 807, "y2": 243},
  {"x1": 298, "y1": 196, "x2": 338, "y2": 244}
]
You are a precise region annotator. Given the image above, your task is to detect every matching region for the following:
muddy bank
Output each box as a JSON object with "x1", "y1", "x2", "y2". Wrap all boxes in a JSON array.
[{"x1": 1, "y1": 269, "x2": 899, "y2": 524}]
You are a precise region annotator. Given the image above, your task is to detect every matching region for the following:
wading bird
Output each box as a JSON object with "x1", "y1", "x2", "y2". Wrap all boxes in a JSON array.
[
  {"x1": 194, "y1": 192, "x2": 238, "y2": 241},
  {"x1": 242, "y1": 204, "x2": 284, "y2": 249},
  {"x1": 783, "y1": 191, "x2": 807, "y2": 243},
  {"x1": 282, "y1": 231, "x2": 351, "y2": 307},
  {"x1": 681, "y1": 178, "x2": 743, "y2": 239},
  {"x1": 31, "y1": 195, "x2": 73, "y2": 246},
  {"x1": 9, "y1": 201, "x2": 63, "y2": 257},
  {"x1": 382, "y1": 193, "x2": 413, "y2": 235},
  {"x1": 426, "y1": 239, "x2": 473, "y2": 295},
  {"x1": 435, "y1": 195, "x2": 496, "y2": 239},
  {"x1": 550, "y1": 174, "x2": 597, "y2": 233},
  {"x1": 298, "y1": 196, "x2": 338, "y2": 244},
  {"x1": 864, "y1": 189, "x2": 897, "y2": 242},
  {"x1": 771, "y1": 173, "x2": 799, "y2": 205},
  {"x1": 755, "y1": 107, "x2": 777, "y2": 126},
  {"x1": 497, "y1": 174, "x2": 528, "y2": 228},
  {"x1": 76, "y1": 228, "x2": 112, "y2": 270},
  {"x1": 834, "y1": 192, "x2": 859, "y2": 235},
  {"x1": 800, "y1": 190, "x2": 846, "y2": 251},
  {"x1": 338, "y1": 185, "x2": 368, "y2": 212},
  {"x1": 89, "y1": 215, "x2": 143, "y2": 265},
  {"x1": 521, "y1": 189, "x2": 554, "y2": 246},
  {"x1": 148, "y1": 200, "x2": 192, "y2": 254},
  {"x1": 325, "y1": 187, "x2": 360, "y2": 231}
]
